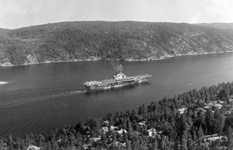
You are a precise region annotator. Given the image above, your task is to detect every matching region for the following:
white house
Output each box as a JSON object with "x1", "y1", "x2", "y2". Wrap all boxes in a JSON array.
[
  {"x1": 102, "y1": 127, "x2": 109, "y2": 133},
  {"x1": 116, "y1": 129, "x2": 127, "y2": 134},
  {"x1": 178, "y1": 108, "x2": 186, "y2": 114},
  {"x1": 104, "y1": 120, "x2": 110, "y2": 126},
  {"x1": 91, "y1": 137, "x2": 101, "y2": 142},
  {"x1": 110, "y1": 126, "x2": 118, "y2": 131},
  {"x1": 147, "y1": 128, "x2": 157, "y2": 137},
  {"x1": 26, "y1": 145, "x2": 40, "y2": 150},
  {"x1": 138, "y1": 121, "x2": 146, "y2": 126}
]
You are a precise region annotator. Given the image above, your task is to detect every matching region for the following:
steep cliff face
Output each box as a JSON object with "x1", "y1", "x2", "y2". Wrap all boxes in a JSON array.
[{"x1": 0, "y1": 21, "x2": 233, "y2": 66}]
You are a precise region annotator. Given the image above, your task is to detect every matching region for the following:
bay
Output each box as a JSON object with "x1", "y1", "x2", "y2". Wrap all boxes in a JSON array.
[{"x1": 0, "y1": 53, "x2": 233, "y2": 137}]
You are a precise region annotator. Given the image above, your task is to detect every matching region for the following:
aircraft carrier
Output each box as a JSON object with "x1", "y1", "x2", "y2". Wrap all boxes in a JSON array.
[{"x1": 83, "y1": 71, "x2": 152, "y2": 91}]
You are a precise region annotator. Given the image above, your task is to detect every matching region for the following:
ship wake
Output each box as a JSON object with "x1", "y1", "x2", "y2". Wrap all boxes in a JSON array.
[{"x1": 0, "y1": 90, "x2": 85, "y2": 108}]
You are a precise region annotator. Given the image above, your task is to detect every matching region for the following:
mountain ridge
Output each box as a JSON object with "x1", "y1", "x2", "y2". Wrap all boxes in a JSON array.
[
  {"x1": 197, "y1": 22, "x2": 233, "y2": 30},
  {"x1": 0, "y1": 21, "x2": 233, "y2": 66}
]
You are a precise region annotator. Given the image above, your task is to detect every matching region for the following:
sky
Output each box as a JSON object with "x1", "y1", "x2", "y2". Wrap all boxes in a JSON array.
[{"x1": 0, "y1": 0, "x2": 233, "y2": 29}]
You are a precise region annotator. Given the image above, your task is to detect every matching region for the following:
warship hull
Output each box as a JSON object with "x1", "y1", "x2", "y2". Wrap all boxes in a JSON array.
[{"x1": 83, "y1": 72, "x2": 152, "y2": 92}]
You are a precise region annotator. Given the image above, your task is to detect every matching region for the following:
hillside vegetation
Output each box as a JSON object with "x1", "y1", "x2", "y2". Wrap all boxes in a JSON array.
[{"x1": 0, "y1": 21, "x2": 233, "y2": 65}]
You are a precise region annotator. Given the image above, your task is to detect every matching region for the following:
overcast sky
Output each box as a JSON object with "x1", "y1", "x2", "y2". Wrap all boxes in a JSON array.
[{"x1": 0, "y1": 0, "x2": 233, "y2": 29}]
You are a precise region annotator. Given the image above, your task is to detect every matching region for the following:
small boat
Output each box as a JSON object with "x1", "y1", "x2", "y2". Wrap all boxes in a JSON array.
[{"x1": 83, "y1": 72, "x2": 152, "y2": 91}]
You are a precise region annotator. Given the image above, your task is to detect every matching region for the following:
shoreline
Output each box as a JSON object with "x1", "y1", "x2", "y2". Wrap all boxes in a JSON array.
[{"x1": 1, "y1": 50, "x2": 233, "y2": 67}]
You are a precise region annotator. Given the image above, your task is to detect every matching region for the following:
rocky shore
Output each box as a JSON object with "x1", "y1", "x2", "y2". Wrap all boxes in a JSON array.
[{"x1": 1, "y1": 51, "x2": 232, "y2": 67}]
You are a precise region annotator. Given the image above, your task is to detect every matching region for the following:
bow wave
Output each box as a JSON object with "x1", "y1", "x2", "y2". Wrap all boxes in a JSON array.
[{"x1": 0, "y1": 81, "x2": 8, "y2": 85}]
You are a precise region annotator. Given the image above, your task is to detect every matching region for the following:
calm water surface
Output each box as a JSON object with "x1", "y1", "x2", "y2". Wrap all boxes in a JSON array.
[{"x1": 0, "y1": 53, "x2": 233, "y2": 137}]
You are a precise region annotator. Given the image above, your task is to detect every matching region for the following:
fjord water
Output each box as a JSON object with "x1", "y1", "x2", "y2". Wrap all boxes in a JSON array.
[{"x1": 0, "y1": 53, "x2": 233, "y2": 137}]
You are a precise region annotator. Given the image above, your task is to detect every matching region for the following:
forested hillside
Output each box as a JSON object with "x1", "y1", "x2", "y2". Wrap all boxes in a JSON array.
[
  {"x1": 0, "y1": 21, "x2": 233, "y2": 66},
  {"x1": 199, "y1": 23, "x2": 233, "y2": 30}
]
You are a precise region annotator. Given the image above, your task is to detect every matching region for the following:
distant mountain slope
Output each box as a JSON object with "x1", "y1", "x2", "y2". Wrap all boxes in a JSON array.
[
  {"x1": 0, "y1": 28, "x2": 9, "y2": 32},
  {"x1": 198, "y1": 23, "x2": 233, "y2": 30},
  {"x1": 0, "y1": 21, "x2": 233, "y2": 66}
]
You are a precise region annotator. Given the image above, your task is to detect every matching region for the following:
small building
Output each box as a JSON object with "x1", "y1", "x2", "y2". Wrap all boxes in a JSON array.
[
  {"x1": 26, "y1": 145, "x2": 40, "y2": 150},
  {"x1": 83, "y1": 144, "x2": 91, "y2": 150},
  {"x1": 84, "y1": 125, "x2": 90, "y2": 131},
  {"x1": 110, "y1": 126, "x2": 118, "y2": 131},
  {"x1": 225, "y1": 108, "x2": 233, "y2": 115},
  {"x1": 91, "y1": 137, "x2": 101, "y2": 142},
  {"x1": 116, "y1": 129, "x2": 127, "y2": 134},
  {"x1": 104, "y1": 120, "x2": 110, "y2": 126},
  {"x1": 102, "y1": 127, "x2": 109, "y2": 134},
  {"x1": 138, "y1": 121, "x2": 146, "y2": 126},
  {"x1": 147, "y1": 128, "x2": 157, "y2": 137},
  {"x1": 178, "y1": 108, "x2": 186, "y2": 114},
  {"x1": 218, "y1": 100, "x2": 224, "y2": 104},
  {"x1": 214, "y1": 103, "x2": 223, "y2": 109},
  {"x1": 204, "y1": 134, "x2": 227, "y2": 142},
  {"x1": 205, "y1": 102, "x2": 222, "y2": 110},
  {"x1": 115, "y1": 141, "x2": 126, "y2": 147}
]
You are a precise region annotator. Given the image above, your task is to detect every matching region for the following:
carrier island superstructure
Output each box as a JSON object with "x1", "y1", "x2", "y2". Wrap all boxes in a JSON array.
[{"x1": 83, "y1": 72, "x2": 152, "y2": 91}]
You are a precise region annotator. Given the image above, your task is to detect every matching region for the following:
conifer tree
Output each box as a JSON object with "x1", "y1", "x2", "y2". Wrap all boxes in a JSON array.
[
  {"x1": 126, "y1": 139, "x2": 132, "y2": 150},
  {"x1": 0, "y1": 139, "x2": 4, "y2": 150},
  {"x1": 181, "y1": 130, "x2": 188, "y2": 150},
  {"x1": 205, "y1": 108, "x2": 214, "y2": 134},
  {"x1": 197, "y1": 125, "x2": 204, "y2": 139},
  {"x1": 152, "y1": 137, "x2": 158, "y2": 150},
  {"x1": 227, "y1": 126, "x2": 233, "y2": 150}
]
